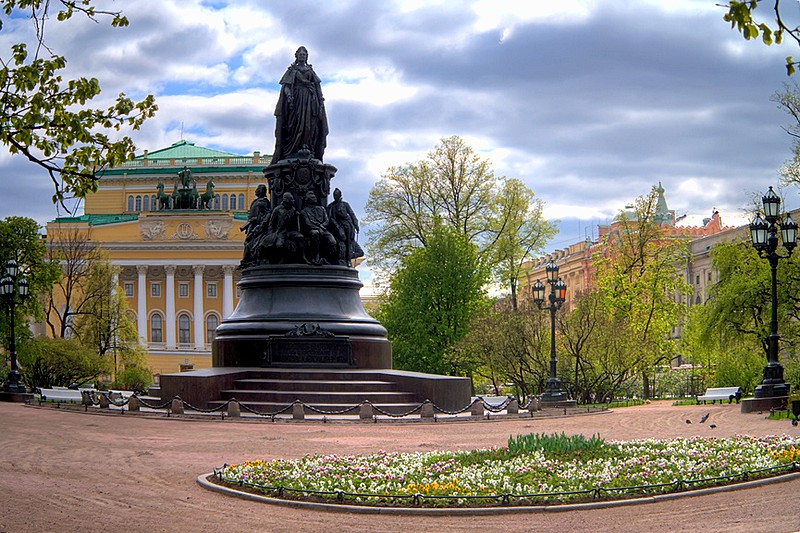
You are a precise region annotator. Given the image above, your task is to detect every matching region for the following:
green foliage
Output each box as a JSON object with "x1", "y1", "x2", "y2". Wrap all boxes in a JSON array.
[
  {"x1": 452, "y1": 304, "x2": 550, "y2": 400},
  {"x1": 488, "y1": 178, "x2": 557, "y2": 309},
  {"x1": 71, "y1": 251, "x2": 146, "y2": 378},
  {"x1": 114, "y1": 365, "x2": 152, "y2": 393},
  {"x1": 507, "y1": 432, "x2": 607, "y2": 460},
  {"x1": 591, "y1": 187, "x2": 691, "y2": 398},
  {"x1": 18, "y1": 336, "x2": 107, "y2": 390},
  {"x1": 0, "y1": 217, "x2": 61, "y2": 349},
  {"x1": 364, "y1": 136, "x2": 554, "y2": 298},
  {"x1": 721, "y1": 1, "x2": 797, "y2": 74},
  {"x1": 0, "y1": 1, "x2": 157, "y2": 206},
  {"x1": 377, "y1": 226, "x2": 490, "y2": 375}
]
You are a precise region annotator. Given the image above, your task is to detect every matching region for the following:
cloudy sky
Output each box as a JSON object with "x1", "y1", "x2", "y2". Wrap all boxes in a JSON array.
[{"x1": 1, "y1": 0, "x2": 799, "y2": 257}]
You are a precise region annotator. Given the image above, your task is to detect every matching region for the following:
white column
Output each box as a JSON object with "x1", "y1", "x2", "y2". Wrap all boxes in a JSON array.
[
  {"x1": 136, "y1": 265, "x2": 148, "y2": 345},
  {"x1": 165, "y1": 265, "x2": 176, "y2": 349},
  {"x1": 222, "y1": 264, "x2": 235, "y2": 318},
  {"x1": 193, "y1": 265, "x2": 205, "y2": 349}
]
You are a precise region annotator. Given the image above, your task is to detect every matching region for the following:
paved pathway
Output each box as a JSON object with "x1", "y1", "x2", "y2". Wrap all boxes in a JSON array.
[{"x1": 0, "y1": 401, "x2": 798, "y2": 532}]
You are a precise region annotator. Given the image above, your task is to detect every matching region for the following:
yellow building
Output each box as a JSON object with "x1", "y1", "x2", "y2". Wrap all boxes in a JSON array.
[{"x1": 45, "y1": 140, "x2": 270, "y2": 377}]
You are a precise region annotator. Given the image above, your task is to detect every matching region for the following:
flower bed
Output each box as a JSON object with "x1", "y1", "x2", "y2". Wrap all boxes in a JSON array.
[{"x1": 216, "y1": 434, "x2": 800, "y2": 507}]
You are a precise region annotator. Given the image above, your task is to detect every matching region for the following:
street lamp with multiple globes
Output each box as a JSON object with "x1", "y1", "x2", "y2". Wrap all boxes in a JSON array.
[
  {"x1": 1, "y1": 259, "x2": 29, "y2": 394},
  {"x1": 532, "y1": 260, "x2": 568, "y2": 403},
  {"x1": 749, "y1": 186, "x2": 797, "y2": 399}
]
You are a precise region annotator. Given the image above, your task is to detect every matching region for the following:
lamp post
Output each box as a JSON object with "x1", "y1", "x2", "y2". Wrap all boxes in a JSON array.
[
  {"x1": 749, "y1": 186, "x2": 796, "y2": 399},
  {"x1": 1, "y1": 259, "x2": 29, "y2": 394},
  {"x1": 532, "y1": 260, "x2": 568, "y2": 403}
]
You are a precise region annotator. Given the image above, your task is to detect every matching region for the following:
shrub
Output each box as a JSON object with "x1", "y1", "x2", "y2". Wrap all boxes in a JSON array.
[
  {"x1": 115, "y1": 366, "x2": 153, "y2": 393},
  {"x1": 18, "y1": 337, "x2": 107, "y2": 390},
  {"x1": 507, "y1": 431, "x2": 606, "y2": 460}
]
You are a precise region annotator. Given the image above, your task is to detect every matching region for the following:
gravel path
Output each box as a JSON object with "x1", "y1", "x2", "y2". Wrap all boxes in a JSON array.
[{"x1": 1, "y1": 400, "x2": 798, "y2": 533}]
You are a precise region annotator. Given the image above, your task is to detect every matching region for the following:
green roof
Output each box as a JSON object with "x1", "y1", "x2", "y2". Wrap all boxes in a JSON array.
[
  {"x1": 49, "y1": 214, "x2": 139, "y2": 225},
  {"x1": 137, "y1": 140, "x2": 242, "y2": 161}
]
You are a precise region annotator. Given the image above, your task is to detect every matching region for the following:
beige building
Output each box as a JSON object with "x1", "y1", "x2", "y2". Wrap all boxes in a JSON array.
[{"x1": 46, "y1": 140, "x2": 270, "y2": 377}]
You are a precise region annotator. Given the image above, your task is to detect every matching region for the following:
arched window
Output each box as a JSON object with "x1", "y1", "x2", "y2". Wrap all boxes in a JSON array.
[
  {"x1": 135, "y1": 195, "x2": 142, "y2": 211},
  {"x1": 127, "y1": 195, "x2": 134, "y2": 212},
  {"x1": 150, "y1": 313, "x2": 163, "y2": 343},
  {"x1": 213, "y1": 195, "x2": 220, "y2": 209},
  {"x1": 238, "y1": 194, "x2": 245, "y2": 210},
  {"x1": 178, "y1": 313, "x2": 191, "y2": 344},
  {"x1": 143, "y1": 195, "x2": 150, "y2": 212},
  {"x1": 222, "y1": 194, "x2": 229, "y2": 211},
  {"x1": 229, "y1": 194, "x2": 237, "y2": 210},
  {"x1": 206, "y1": 314, "x2": 219, "y2": 344}
]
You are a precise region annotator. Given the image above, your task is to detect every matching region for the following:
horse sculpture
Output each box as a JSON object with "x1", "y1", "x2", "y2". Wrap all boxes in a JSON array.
[
  {"x1": 156, "y1": 182, "x2": 171, "y2": 210},
  {"x1": 199, "y1": 180, "x2": 216, "y2": 209}
]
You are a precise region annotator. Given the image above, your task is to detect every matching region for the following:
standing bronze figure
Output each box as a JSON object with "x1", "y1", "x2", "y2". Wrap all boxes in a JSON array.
[{"x1": 271, "y1": 46, "x2": 329, "y2": 163}]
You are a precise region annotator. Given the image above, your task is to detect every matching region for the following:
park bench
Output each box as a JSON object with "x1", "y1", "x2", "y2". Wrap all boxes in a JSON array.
[
  {"x1": 39, "y1": 388, "x2": 83, "y2": 403},
  {"x1": 696, "y1": 387, "x2": 741, "y2": 404}
]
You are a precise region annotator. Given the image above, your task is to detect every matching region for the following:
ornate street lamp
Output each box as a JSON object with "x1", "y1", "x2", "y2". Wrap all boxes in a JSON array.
[
  {"x1": 532, "y1": 261, "x2": 568, "y2": 403},
  {"x1": 1, "y1": 259, "x2": 29, "y2": 394},
  {"x1": 749, "y1": 187, "x2": 797, "y2": 399}
]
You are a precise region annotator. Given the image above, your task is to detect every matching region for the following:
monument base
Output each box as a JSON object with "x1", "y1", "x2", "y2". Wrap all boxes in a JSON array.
[
  {"x1": 740, "y1": 395, "x2": 788, "y2": 413},
  {"x1": 212, "y1": 264, "x2": 391, "y2": 369}
]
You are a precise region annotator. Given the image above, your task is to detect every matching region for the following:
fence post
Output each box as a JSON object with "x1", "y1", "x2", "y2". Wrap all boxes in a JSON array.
[
  {"x1": 171, "y1": 398, "x2": 184, "y2": 414},
  {"x1": 359, "y1": 402, "x2": 374, "y2": 420},
  {"x1": 471, "y1": 400, "x2": 484, "y2": 417},
  {"x1": 292, "y1": 401, "x2": 305, "y2": 420},
  {"x1": 227, "y1": 401, "x2": 241, "y2": 418},
  {"x1": 507, "y1": 398, "x2": 519, "y2": 415},
  {"x1": 421, "y1": 402, "x2": 435, "y2": 420},
  {"x1": 81, "y1": 390, "x2": 93, "y2": 407},
  {"x1": 99, "y1": 393, "x2": 110, "y2": 409},
  {"x1": 128, "y1": 396, "x2": 140, "y2": 412}
]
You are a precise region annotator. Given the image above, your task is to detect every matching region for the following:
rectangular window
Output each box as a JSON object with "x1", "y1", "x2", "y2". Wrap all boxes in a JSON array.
[
  {"x1": 151, "y1": 283, "x2": 161, "y2": 298},
  {"x1": 708, "y1": 271, "x2": 712, "y2": 281},
  {"x1": 124, "y1": 282, "x2": 134, "y2": 297},
  {"x1": 207, "y1": 282, "x2": 218, "y2": 298},
  {"x1": 179, "y1": 283, "x2": 189, "y2": 298}
]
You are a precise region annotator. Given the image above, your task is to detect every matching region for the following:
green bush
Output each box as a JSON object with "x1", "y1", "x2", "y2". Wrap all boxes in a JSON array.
[
  {"x1": 18, "y1": 337, "x2": 107, "y2": 390},
  {"x1": 115, "y1": 365, "x2": 153, "y2": 393},
  {"x1": 507, "y1": 431, "x2": 606, "y2": 460}
]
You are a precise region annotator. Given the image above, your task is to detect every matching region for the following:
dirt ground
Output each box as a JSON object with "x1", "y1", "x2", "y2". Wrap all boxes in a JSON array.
[{"x1": 0, "y1": 400, "x2": 798, "y2": 533}]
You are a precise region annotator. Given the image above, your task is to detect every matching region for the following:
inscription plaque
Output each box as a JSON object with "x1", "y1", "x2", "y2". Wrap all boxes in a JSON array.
[{"x1": 265, "y1": 336, "x2": 353, "y2": 367}]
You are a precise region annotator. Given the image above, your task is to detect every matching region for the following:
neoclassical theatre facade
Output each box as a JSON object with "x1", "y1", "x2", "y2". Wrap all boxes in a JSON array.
[{"x1": 45, "y1": 140, "x2": 270, "y2": 377}]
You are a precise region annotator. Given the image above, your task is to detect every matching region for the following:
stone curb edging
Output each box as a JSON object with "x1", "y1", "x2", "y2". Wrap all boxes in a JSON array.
[{"x1": 196, "y1": 471, "x2": 800, "y2": 515}]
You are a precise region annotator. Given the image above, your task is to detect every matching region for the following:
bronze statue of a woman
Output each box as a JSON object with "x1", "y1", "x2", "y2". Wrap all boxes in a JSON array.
[{"x1": 271, "y1": 46, "x2": 329, "y2": 164}]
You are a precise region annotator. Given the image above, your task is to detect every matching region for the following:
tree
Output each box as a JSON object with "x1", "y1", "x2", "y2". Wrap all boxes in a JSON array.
[
  {"x1": 0, "y1": 216, "x2": 60, "y2": 348},
  {"x1": 721, "y1": 1, "x2": 800, "y2": 74},
  {"x1": 43, "y1": 224, "x2": 103, "y2": 338},
  {"x1": 71, "y1": 252, "x2": 147, "y2": 381},
  {"x1": 18, "y1": 336, "x2": 106, "y2": 390},
  {"x1": 692, "y1": 238, "x2": 800, "y2": 367},
  {"x1": 488, "y1": 178, "x2": 556, "y2": 310},
  {"x1": 592, "y1": 187, "x2": 692, "y2": 399},
  {"x1": 377, "y1": 226, "x2": 490, "y2": 375},
  {"x1": 364, "y1": 137, "x2": 553, "y2": 293},
  {"x1": 1, "y1": 1, "x2": 157, "y2": 207},
  {"x1": 452, "y1": 304, "x2": 550, "y2": 401}
]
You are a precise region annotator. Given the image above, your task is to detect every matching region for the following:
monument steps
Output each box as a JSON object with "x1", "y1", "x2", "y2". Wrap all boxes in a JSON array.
[
  {"x1": 207, "y1": 399, "x2": 423, "y2": 415},
  {"x1": 203, "y1": 368, "x2": 424, "y2": 414},
  {"x1": 232, "y1": 378, "x2": 400, "y2": 393},
  {"x1": 217, "y1": 389, "x2": 419, "y2": 403}
]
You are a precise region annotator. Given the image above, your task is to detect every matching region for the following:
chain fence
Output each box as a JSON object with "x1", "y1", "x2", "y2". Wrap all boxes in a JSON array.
[{"x1": 36, "y1": 391, "x2": 607, "y2": 422}]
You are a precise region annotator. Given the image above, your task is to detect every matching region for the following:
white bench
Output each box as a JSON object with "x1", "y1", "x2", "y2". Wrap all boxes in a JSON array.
[
  {"x1": 697, "y1": 387, "x2": 741, "y2": 404},
  {"x1": 39, "y1": 388, "x2": 83, "y2": 403}
]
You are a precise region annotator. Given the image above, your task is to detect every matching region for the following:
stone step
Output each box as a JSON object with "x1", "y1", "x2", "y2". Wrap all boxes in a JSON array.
[
  {"x1": 219, "y1": 389, "x2": 419, "y2": 404},
  {"x1": 233, "y1": 378, "x2": 398, "y2": 393},
  {"x1": 229, "y1": 369, "x2": 396, "y2": 382}
]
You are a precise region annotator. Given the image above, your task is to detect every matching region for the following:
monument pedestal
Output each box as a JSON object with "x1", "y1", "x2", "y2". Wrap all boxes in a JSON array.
[{"x1": 212, "y1": 264, "x2": 391, "y2": 369}]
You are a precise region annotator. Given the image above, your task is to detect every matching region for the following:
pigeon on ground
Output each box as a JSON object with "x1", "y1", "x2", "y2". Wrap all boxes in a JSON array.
[
  {"x1": 685, "y1": 419, "x2": 692, "y2": 424},
  {"x1": 709, "y1": 423, "x2": 717, "y2": 429},
  {"x1": 699, "y1": 413, "x2": 709, "y2": 423}
]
